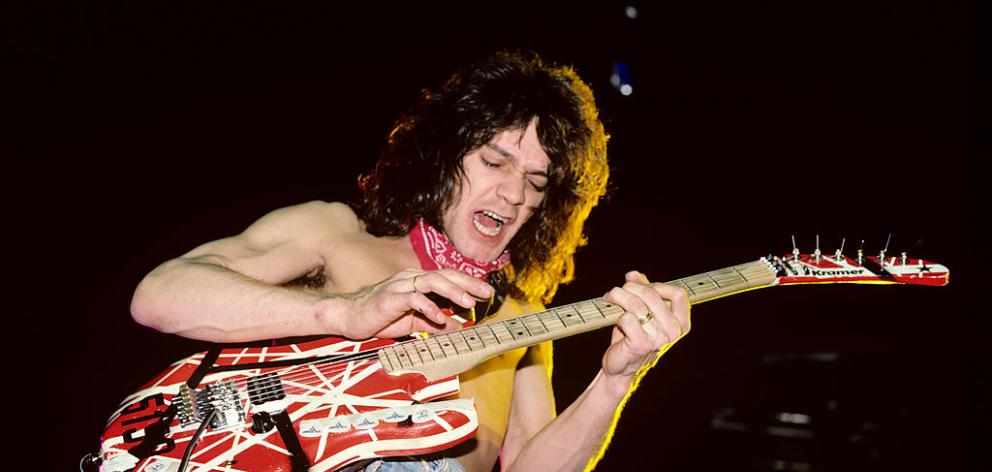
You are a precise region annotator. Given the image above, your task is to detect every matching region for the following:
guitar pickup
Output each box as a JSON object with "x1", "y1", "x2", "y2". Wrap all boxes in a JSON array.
[{"x1": 298, "y1": 398, "x2": 475, "y2": 437}]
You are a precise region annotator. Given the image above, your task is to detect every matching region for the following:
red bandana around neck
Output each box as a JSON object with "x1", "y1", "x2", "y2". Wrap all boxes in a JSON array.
[{"x1": 408, "y1": 219, "x2": 510, "y2": 279}]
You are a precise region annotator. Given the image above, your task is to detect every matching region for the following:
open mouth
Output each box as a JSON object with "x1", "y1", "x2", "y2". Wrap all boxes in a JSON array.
[{"x1": 472, "y1": 210, "x2": 508, "y2": 237}]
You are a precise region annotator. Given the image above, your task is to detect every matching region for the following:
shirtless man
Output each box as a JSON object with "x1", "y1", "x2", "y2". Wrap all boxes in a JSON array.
[{"x1": 130, "y1": 51, "x2": 690, "y2": 472}]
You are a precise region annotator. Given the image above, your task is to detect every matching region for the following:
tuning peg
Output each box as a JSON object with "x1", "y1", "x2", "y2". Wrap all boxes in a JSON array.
[
  {"x1": 813, "y1": 235, "x2": 822, "y2": 262},
  {"x1": 857, "y1": 240, "x2": 865, "y2": 265},
  {"x1": 791, "y1": 235, "x2": 800, "y2": 261},
  {"x1": 901, "y1": 251, "x2": 908, "y2": 265},
  {"x1": 878, "y1": 233, "x2": 892, "y2": 266},
  {"x1": 834, "y1": 237, "x2": 846, "y2": 261}
]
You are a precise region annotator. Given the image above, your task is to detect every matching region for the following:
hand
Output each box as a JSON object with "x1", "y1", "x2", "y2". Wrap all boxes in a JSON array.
[
  {"x1": 601, "y1": 271, "x2": 691, "y2": 382},
  {"x1": 329, "y1": 268, "x2": 495, "y2": 340}
]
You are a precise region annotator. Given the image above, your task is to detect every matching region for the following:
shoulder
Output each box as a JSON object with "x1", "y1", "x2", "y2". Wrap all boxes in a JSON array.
[{"x1": 238, "y1": 201, "x2": 362, "y2": 249}]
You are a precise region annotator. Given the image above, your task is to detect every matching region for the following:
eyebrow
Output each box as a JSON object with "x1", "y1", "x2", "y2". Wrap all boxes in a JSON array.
[{"x1": 485, "y1": 143, "x2": 549, "y2": 177}]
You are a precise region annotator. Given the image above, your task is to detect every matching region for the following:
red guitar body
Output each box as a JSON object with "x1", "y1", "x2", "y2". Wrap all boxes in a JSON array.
[{"x1": 98, "y1": 336, "x2": 477, "y2": 472}]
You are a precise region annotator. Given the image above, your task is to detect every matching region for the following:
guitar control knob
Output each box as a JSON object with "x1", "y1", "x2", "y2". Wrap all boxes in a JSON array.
[{"x1": 251, "y1": 412, "x2": 275, "y2": 434}]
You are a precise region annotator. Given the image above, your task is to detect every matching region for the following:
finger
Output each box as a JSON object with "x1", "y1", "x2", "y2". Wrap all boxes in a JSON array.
[
  {"x1": 625, "y1": 270, "x2": 650, "y2": 284},
  {"x1": 377, "y1": 291, "x2": 446, "y2": 324},
  {"x1": 604, "y1": 286, "x2": 650, "y2": 318},
  {"x1": 412, "y1": 270, "x2": 494, "y2": 309},
  {"x1": 408, "y1": 315, "x2": 449, "y2": 334},
  {"x1": 408, "y1": 292, "x2": 448, "y2": 324},
  {"x1": 435, "y1": 269, "x2": 497, "y2": 300},
  {"x1": 615, "y1": 312, "x2": 655, "y2": 356},
  {"x1": 650, "y1": 283, "x2": 691, "y2": 335},
  {"x1": 621, "y1": 282, "x2": 681, "y2": 341}
]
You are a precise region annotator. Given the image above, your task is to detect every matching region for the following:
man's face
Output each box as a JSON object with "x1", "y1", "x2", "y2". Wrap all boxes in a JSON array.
[{"x1": 442, "y1": 119, "x2": 550, "y2": 263}]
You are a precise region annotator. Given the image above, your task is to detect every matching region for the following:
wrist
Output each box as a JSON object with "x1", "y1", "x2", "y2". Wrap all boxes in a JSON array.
[
  {"x1": 596, "y1": 369, "x2": 636, "y2": 400},
  {"x1": 312, "y1": 295, "x2": 349, "y2": 336}
]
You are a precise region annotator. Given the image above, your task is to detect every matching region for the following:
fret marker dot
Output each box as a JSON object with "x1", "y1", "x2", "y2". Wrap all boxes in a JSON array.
[
  {"x1": 443, "y1": 343, "x2": 450, "y2": 347},
  {"x1": 469, "y1": 337, "x2": 476, "y2": 340},
  {"x1": 697, "y1": 281, "x2": 705, "y2": 285},
  {"x1": 517, "y1": 332, "x2": 523, "y2": 336}
]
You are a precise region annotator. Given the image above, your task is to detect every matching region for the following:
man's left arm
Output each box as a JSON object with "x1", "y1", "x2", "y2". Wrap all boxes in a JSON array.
[{"x1": 500, "y1": 271, "x2": 690, "y2": 471}]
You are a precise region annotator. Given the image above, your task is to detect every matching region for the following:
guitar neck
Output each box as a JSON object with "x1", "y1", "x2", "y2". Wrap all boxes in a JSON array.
[{"x1": 378, "y1": 259, "x2": 778, "y2": 381}]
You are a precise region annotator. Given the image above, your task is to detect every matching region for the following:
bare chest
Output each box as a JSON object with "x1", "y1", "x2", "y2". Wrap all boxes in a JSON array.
[{"x1": 305, "y1": 231, "x2": 421, "y2": 293}]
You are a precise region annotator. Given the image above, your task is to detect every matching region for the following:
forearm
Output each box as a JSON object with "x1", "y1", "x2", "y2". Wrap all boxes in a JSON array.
[
  {"x1": 506, "y1": 369, "x2": 638, "y2": 472},
  {"x1": 130, "y1": 258, "x2": 338, "y2": 342}
]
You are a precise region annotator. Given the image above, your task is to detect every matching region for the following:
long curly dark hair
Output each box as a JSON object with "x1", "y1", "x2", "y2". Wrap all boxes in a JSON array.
[{"x1": 355, "y1": 51, "x2": 609, "y2": 304}]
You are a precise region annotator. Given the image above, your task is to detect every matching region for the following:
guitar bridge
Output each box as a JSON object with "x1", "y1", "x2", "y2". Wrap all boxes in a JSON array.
[{"x1": 176, "y1": 381, "x2": 245, "y2": 430}]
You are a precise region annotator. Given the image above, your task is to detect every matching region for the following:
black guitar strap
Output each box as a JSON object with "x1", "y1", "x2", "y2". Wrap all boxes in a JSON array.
[
  {"x1": 187, "y1": 347, "x2": 222, "y2": 387},
  {"x1": 270, "y1": 410, "x2": 311, "y2": 472}
]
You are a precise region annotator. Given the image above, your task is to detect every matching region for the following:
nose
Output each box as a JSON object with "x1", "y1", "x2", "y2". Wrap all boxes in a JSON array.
[{"x1": 497, "y1": 175, "x2": 526, "y2": 206}]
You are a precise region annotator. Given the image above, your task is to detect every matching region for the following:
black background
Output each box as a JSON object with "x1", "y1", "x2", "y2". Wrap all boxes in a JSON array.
[{"x1": 5, "y1": 1, "x2": 980, "y2": 470}]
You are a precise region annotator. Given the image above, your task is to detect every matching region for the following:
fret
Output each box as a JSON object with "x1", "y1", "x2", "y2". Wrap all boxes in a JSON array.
[
  {"x1": 554, "y1": 306, "x2": 584, "y2": 328},
  {"x1": 731, "y1": 266, "x2": 751, "y2": 284},
  {"x1": 523, "y1": 314, "x2": 548, "y2": 335},
  {"x1": 387, "y1": 345, "x2": 405, "y2": 366},
  {"x1": 478, "y1": 324, "x2": 501, "y2": 345},
  {"x1": 685, "y1": 274, "x2": 718, "y2": 295},
  {"x1": 704, "y1": 272, "x2": 721, "y2": 288},
  {"x1": 425, "y1": 337, "x2": 446, "y2": 360},
  {"x1": 435, "y1": 335, "x2": 459, "y2": 357},
  {"x1": 415, "y1": 340, "x2": 436, "y2": 361},
  {"x1": 504, "y1": 319, "x2": 527, "y2": 341},
  {"x1": 489, "y1": 322, "x2": 515, "y2": 344},
  {"x1": 592, "y1": 299, "x2": 620, "y2": 319},
  {"x1": 509, "y1": 317, "x2": 533, "y2": 336},
  {"x1": 404, "y1": 342, "x2": 425, "y2": 365},
  {"x1": 453, "y1": 330, "x2": 474, "y2": 352},
  {"x1": 710, "y1": 268, "x2": 745, "y2": 288},
  {"x1": 393, "y1": 345, "x2": 415, "y2": 368},
  {"x1": 539, "y1": 310, "x2": 567, "y2": 330},
  {"x1": 380, "y1": 349, "x2": 396, "y2": 371},
  {"x1": 464, "y1": 327, "x2": 486, "y2": 349},
  {"x1": 573, "y1": 303, "x2": 592, "y2": 322},
  {"x1": 676, "y1": 278, "x2": 696, "y2": 296}
]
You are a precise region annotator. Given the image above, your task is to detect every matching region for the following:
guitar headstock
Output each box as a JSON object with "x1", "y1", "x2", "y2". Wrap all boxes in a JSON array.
[{"x1": 762, "y1": 236, "x2": 950, "y2": 287}]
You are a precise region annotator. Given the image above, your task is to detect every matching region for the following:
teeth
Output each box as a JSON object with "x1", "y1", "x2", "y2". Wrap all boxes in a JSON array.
[
  {"x1": 482, "y1": 210, "x2": 507, "y2": 224},
  {"x1": 473, "y1": 213, "x2": 501, "y2": 237}
]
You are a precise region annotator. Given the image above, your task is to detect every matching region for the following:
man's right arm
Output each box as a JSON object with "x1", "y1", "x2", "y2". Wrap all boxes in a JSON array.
[
  {"x1": 130, "y1": 201, "x2": 493, "y2": 343},
  {"x1": 130, "y1": 201, "x2": 356, "y2": 342}
]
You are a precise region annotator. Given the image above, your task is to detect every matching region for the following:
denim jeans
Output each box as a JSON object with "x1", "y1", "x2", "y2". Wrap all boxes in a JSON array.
[{"x1": 362, "y1": 456, "x2": 467, "y2": 472}]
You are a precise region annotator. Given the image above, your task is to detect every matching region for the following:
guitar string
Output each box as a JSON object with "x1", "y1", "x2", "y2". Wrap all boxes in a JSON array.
[
  {"x1": 186, "y1": 262, "x2": 773, "y2": 403},
  {"x1": 217, "y1": 298, "x2": 619, "y2": 399},
  {"x1": 233, "y1": 262, "x2": 774, "y2": 399},
  {"x1": 248, "y1": 264, "x2": 774, "y2": 401},
  {"x1": 200, "y1": 262, "x2": 773, "y2": 401},
  {"x1": 199, "y1": 296, "x2": 627, "y2": 404}
]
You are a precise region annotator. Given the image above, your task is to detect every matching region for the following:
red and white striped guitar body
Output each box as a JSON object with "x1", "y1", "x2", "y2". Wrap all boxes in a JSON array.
[{"x1": 99, "y1": 336, "x2": 476, "y2": 472}]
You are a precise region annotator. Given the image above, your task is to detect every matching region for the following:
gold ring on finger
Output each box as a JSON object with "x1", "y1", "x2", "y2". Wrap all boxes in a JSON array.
[{"x1": 411, "y1": 274, "x2": 422, "y2": 293}]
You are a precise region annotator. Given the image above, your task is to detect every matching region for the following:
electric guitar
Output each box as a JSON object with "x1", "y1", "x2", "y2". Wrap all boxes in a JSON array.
[{"x1": 90, "y1": 248, "x2": 949, "y2": 472}]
